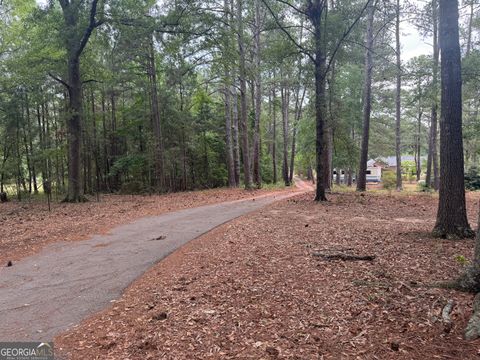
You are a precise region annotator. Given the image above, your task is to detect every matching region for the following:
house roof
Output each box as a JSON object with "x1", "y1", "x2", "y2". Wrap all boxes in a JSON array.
[
  {"x1": 377, "y1": 155, "x2": 420, "y2": 167},
  {"x1": 367, "y1": 159, "x2": 377, "y2": 167}
]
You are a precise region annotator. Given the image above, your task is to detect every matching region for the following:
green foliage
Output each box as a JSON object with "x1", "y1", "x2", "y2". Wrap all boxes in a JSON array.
[
  {"x1": 402, "y1": 160, "x2": 416, "y2": 183},
  {"x1": 465, "y1": 167, "x2": 480, "y2": 190},
  {"x1": 417, "y1": 180, "x2": 433, "y2": 193},
  {"x1": 454, "y1": 255, "x2": 469, "y2": 266},
  {"x1": 109, "y1": 154, "x2": 149, "y2": 180},
  {"x1": 382, "y1": 170, "x2": 396, "y2": 190}
]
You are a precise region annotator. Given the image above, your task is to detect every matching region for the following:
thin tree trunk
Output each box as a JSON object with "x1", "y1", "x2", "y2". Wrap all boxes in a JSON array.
[
  {"x1": 281, "y1": 81, "x2": 290, "y2": 186},
  {"x1": 426, "y1": 0, "x2": 440, "y2": 190},
  {"x1": 467, "y1": 1, "x2": 474, "y2": 56},
  {"x1": 224, "y1": 0, "x2": 236, "y2": 188},
  {"x1": 357, "y1": 2, "x2": 375, "y2": 192},
  {"x1": 232, "y1": 82, "x2": 241, "y2": 186},
  {"x1": 148, "y1": 36, "x2": 165, "y2": 192},
  {"x1": 416, "y1": 109, "x2": 423, "y2": 182},
  {"x1": 395, "y1": 0, "x2": 403, "y2": 191},
  {"x1": 323, "y1": 127, "x2": 332, "y2": 191},
  {"x1": 25, "y1": 91, "x2": 38, "y2": 193},
  {"x1": 272, "y1": 85, "x2": 278, "y2": 183},
  {"x1": 237, "y1": 0, "x2": 252, "y2": 189},
  {"x1": 224, "y1": 80, "x2": 236, "y2": 187},
  {"x1": 252, "y1": 0, "x2": 262, "y2": 187}
]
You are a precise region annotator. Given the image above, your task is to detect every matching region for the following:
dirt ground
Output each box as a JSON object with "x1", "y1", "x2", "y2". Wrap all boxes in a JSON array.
[
  {"x1": 55, "y1": 190, "x2": 480, "y2": 359},
  {"x1": 0, "y1": 186, "x2": 292, "y2": 266}
]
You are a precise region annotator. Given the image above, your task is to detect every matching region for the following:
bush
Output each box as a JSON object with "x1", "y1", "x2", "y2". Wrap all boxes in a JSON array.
[
  {"x1": 120, "y1": 181, "x2": 147, "y2": 194},
  {"x1": 465, "y1": 167, "x2": 480, "y2": 190},
  {"x1": 382, "y1": 170, "x2": 396, "y2": 190},
  {"x1": 417, "y1": 180, "x2": 432, "y2": 192}
]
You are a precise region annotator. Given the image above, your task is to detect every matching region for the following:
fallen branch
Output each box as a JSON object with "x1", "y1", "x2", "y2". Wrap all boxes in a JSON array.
[
  {"x1": 442, "y1": 299, "x2": 455, "y2": 333},
  {"x1": 312, "y1": 252, "x2": 376, "y2": 261}
]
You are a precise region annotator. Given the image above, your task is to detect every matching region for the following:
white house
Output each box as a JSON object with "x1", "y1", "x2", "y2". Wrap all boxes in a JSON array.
[{"x1": 366, "y1": 159, "x2": 382, "y2": 182}]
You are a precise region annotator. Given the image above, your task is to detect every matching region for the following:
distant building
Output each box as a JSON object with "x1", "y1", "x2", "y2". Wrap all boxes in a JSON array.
[
  {"x1": 366, "y1": 159, "x2": 383, "y2": 182},
  {"x1": 378, "y1": 155, "x2": 419, "y2": 172},
  {"x1": 333, "y1": 155, "x2": 423, "y2": 184}
]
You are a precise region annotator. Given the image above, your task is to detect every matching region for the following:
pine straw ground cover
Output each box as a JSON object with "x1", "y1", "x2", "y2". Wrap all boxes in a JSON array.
[
  {"x1": 56, "y1": 191, "x2": 480, "y2": 359},
  {"x1": 0, "y1": 187, "x2": 290, "y2": 266}
]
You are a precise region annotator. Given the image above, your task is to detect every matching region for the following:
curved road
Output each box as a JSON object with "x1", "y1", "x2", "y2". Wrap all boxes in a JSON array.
[{"x1": 0, "y1": 181, "x2": 312, "y2": 342}]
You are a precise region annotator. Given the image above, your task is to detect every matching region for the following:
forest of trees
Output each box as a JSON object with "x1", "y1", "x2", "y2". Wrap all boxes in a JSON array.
[{"x1": 0, "y1": 1, "x2": 480, "y2": 225}]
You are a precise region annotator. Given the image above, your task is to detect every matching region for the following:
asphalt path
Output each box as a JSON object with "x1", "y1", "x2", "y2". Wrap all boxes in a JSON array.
[{"x1": 0, "y1": 182, "x2": 313, "y2": 341}]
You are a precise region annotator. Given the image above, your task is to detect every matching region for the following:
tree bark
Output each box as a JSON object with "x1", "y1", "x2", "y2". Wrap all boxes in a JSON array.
[
  {"x1": 426, "y1": 0, "x2": 440, "y2": 191},
  {"x1": 224, "y1": 0, "x2": 236, "y2": 188},
  {"x1": 224, "y1": 80, "x2": 236, "y2": 187},
  {"x1": 252, "y1": 0, "x2": 262, "y2": 187},
  {"x1": 281, "y1": 81, "x2": 290, "y2": 186},
  {"x1": 232, "y1": 82, "x2": 241, "y2": 186},
  {"x1": 59, "y1": 0, "x2": 103, "y2": 202},
  {"x1": 433, "y1": 0, "x2": 474, "y2": 239},
  {"x1": 357, "y1": 2, "x2": 375, "y2": 192},
  {"x1": 307, "y1": 0, "x2": 328, "y2": 201},
  {"x1": 148, "y1": 36, "x2": 165, "y2": 192},
  {"x1": 466, "y1": 1, "x2": 474, "y2": 56},
  {"x1": 395, "y1": 0, "x2": 403, "y2": 191},
  {"x1": 236, "y1": 0, "x2": 252, "y2": 189},
  {"x1": 272, "y1": 85, "x2": 278, "y2": 184}
]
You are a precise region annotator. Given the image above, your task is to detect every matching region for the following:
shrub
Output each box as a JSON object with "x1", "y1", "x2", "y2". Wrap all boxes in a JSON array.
[
  {"x1": 465, "y1": 167, "x2": 480, "y2": 190},
  {"x1": 417, "y1": 180, "x2": 432, "y2": 192},
  {"x1": 382, "y1": 170, "x2": 396, "y2": 190}
]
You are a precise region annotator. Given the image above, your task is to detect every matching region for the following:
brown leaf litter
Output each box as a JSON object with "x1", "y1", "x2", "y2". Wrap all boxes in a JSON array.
[
  {"x1": 55, "y1": 190, "x2": 480, "y2": 359},
  {"x1": 0, "y1": 187, "x2": 291, "y2": 266}
]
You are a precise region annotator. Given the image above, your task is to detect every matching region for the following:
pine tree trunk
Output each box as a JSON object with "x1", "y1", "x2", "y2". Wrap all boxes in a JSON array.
[
  {"x1": 252, "y1": 0, "x2": 262, "y2": 187},
  {"x1": 237, "y1": 0, "x2": 252, "y2": 189},
  {"x1": 224, "y1": 80, "x2": 236, "y2": 187},
  {"x1": 433, "y1": 0, "x2": 474, "y2": 239},
  {"x1": 416, "y1": 108, "x2": 423, "y2": 182},
  {"x1": 308, "y1": 0, "x2": 328, "y2": 201},
  {"x1": 357, "y1": 2, "x2": 375, "y2": 192},
  {"x1": 232, "y1": 83, "x2": 241, "y2": 186},
  {"x1": 148, "y1": 36, "x2": 165, "y2": 192},
  {"x1": 272, "y1": 86, "x2": 278, "y2": 184},
  {"x1": 395, "y1": 0, "x2": 403, "y2": 191},
  {"x1": 281, "y1": 83, "x2": 290, "y2": 186},
  {"x1": 426, "y1": 0, "x2": 440, "y2": 190}
]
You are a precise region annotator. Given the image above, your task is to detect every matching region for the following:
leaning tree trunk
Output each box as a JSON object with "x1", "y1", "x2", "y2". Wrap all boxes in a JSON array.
[
  {"x1": 433, "y1": 0, "x2": 473, "y2": 239},
  {"x1": 357, "y1": 2, "x2": 375, "y2": 192}
]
